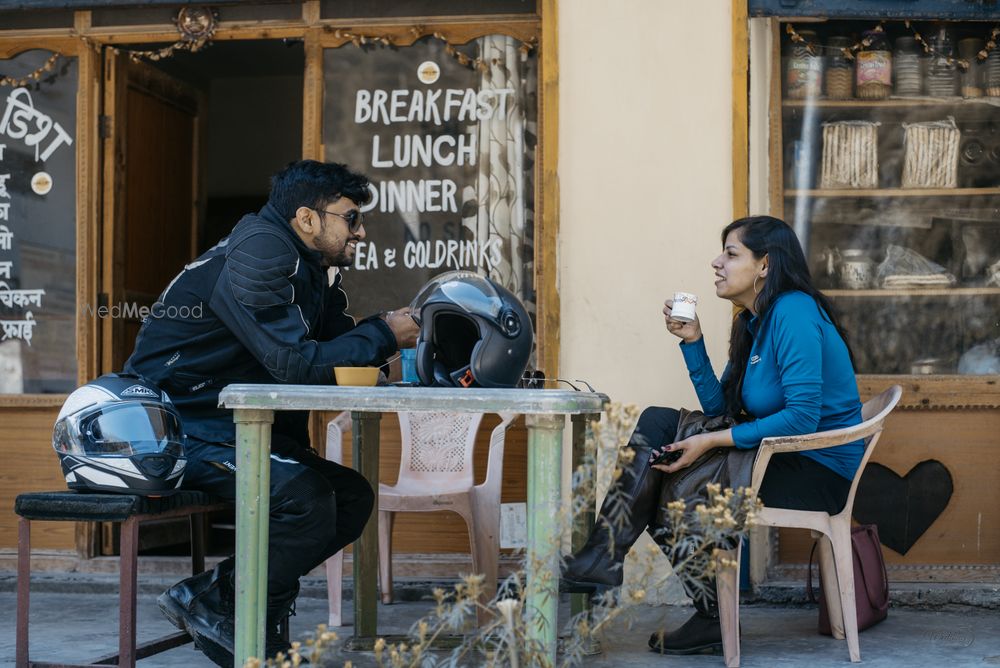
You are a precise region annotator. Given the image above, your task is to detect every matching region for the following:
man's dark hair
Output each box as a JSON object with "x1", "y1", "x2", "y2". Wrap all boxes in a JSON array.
[{"x1": 268, "y1": 160, "x2": 372, "y2": 220}]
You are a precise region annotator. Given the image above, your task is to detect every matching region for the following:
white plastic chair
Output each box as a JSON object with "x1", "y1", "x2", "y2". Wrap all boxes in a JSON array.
[
  {"x1": 715, "y1": 384, "x2": 902, "y2": 667},
  {"x1": 323, "y1": 410, "x2": 517, "y2": 626},
  {"x1": 323, "y1": 411, "x2": 352, "y2": 627}
]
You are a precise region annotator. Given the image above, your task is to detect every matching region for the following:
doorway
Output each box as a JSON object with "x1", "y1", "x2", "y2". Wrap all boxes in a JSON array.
[{"x1": 98, "y1": 39, "x2": 304, "y2": 557}]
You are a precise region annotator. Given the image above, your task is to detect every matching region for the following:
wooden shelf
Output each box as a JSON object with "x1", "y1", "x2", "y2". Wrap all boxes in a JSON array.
[
  {"x1": 785, "y1": 187, "x2": 1000, "y2": 198},
  {"x1": 856, "y1": 375, "x2": 1000, "y2": 410},
  {"x1": 783, "y1": 97, "x2": 1000, "y2": 109},
  {"x1": 825, "y1": 287, "x2": 1000, "y2": 297}
]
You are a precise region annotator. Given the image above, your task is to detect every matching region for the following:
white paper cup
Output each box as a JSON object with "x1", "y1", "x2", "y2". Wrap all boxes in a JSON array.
[{"x1": 671, "y1": 292, "x2": 698, "y2": 323}]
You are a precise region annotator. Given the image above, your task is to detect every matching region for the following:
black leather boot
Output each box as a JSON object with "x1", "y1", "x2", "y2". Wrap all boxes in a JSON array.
[
  {"x1": 561, "y1": 439, "x2": 661, "y2": 593},
  {"x1": 647, "y1": 610, "x2": 722, "y2": 655},
  {"x1": 157, "y1": 557, "x2": 235, "y2": 632},
  {"x1": 181, "y1": 567, "x2": 237, "y2": 667},
  {"x1": 265, "y1": 583, "x2": 308, "y2": 663}
]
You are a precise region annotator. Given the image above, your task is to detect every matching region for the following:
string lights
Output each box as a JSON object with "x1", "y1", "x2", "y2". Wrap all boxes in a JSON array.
[
  {"x1": 0, "y1": 53, "x2": 61, "y2": 88},
  {"x1": 121, "y1": 7, "x2": 218, "y2": 63},
  {"x1": 4, "y1": 10, "x2": 537, "y2": 78},
  {"x1": 786, "y1": 20, "x2": 1000, "y2": 72},
  {"x1": 332, "y1": 25, "x2": 537, "y2": 72}
]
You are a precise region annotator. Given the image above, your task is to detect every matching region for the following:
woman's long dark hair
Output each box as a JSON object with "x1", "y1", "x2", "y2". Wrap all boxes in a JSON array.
[{"x1": 721, "y1": 216, "x2": 854, "y2": 420}]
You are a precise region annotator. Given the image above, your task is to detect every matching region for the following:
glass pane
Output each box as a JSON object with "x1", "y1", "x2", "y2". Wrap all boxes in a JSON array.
[
  {"x1": 779, "y1": 20, "x2": 1000, "y2": 376},
  {"x1": 322, "y1": 35, "x2": 538, "y2": 320},
  {"x1": 0, "y1": 49, "x2": 78, "y2": 393}
]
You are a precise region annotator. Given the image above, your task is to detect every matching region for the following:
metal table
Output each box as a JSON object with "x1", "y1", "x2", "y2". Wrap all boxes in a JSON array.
[{"x1": 218, "y1": 384, "x2": 608, "y2": 667}]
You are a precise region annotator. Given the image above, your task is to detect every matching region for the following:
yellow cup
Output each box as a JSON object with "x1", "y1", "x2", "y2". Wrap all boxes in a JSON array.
[{"x1": 334, "y1": 366, "x2": 380, "y2": 386}]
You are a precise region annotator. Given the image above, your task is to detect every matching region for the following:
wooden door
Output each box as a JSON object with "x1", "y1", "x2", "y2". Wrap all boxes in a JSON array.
[
  {"x1": 97, "y1": 51, "x2": 205, "y2": 555},
  {"x1": 101, "y1": 50, "x2": 205, "y2": 375}
]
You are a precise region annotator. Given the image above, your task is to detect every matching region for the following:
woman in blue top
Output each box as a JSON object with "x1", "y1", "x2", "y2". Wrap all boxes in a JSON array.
[{"x1": 561, "y1": 216, "x2": 864, "y2": 655}]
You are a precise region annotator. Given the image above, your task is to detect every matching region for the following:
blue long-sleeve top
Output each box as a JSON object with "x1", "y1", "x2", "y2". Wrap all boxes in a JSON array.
[{"x1": 679, "y1": 290, "x2": 863, "y2": 480}]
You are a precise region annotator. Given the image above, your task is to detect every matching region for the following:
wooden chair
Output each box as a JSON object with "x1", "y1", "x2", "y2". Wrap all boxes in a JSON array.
[
  {"x1": 715, "y1": 385, "x2": 903, "y2": 667},
  {"x1": 323, "y1": 410, "x2": 517, "y2": 625},
  {"x1": 14, "y1": 490, "x2": 229, "y2": 668}
]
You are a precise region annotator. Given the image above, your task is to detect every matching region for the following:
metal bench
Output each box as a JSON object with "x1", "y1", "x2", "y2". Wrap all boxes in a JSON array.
[{"x1": 14, "y1": 490, "x2": 230, "y2": 668}]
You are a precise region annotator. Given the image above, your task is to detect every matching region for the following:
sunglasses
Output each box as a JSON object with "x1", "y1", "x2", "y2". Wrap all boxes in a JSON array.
[
  {"x1": 518, "y1": 370, "x2": 596, "y2": 392},
  {"x1": 317, "y1": 208, "x2": 365, "y2": 233}
]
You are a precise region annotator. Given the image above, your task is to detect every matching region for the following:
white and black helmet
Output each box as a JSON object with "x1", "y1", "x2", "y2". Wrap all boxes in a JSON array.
[
  {"x1": 52, "y1": 373, "x2": 186, "y2": 495},
  {"x1": 411, "y1": 271, "x2": 533, "y2": 388}
]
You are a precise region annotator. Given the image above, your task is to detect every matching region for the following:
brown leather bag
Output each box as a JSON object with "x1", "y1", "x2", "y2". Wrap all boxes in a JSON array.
[{"x1": 807, "y1": 524, "x2": 889, "y2": 635}]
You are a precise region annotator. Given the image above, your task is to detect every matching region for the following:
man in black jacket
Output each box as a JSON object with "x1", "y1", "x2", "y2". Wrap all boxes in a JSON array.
[{"x1": 125, "y1": 160, "x2": 418, "y2": 666}]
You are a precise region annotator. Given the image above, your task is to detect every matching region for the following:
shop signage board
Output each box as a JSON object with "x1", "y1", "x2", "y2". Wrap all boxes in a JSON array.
[{"x1": 322, "y1": 36, "x2": 537, "y2": 319}]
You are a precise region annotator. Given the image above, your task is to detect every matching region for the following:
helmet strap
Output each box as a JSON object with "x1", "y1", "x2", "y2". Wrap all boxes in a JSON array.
[{"x1": 453, "y1": 367, "x2": 476, "y2": 388}]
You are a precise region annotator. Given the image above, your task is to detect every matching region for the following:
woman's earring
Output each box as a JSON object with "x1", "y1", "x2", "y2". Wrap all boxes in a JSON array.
[{"x1": 753, "y1": 275, "x2": 761, "y2": 295}]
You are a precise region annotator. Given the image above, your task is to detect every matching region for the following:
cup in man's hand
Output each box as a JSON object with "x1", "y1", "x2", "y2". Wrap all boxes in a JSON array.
[{"x1": 670, "y1": 292, "x2": 698, "y2": 323}]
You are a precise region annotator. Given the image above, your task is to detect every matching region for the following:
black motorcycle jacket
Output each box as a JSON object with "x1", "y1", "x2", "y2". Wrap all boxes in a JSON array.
[{"x1": 124, "y1": 203, "x2": 397, "y2": 444}]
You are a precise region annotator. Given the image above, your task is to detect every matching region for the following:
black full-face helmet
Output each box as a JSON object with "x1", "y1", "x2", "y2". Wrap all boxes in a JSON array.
[
  {"x1": 52, "y1": 373, "x2": 186, "y2": 495},
  {"x1": 410, "y1": 271, "x2": 533, "y2": 388}
]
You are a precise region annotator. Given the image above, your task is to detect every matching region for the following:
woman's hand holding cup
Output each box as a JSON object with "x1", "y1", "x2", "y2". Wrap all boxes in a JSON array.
[{"x1": 663, "y1": 296, "x2": 702, "y2": 343}]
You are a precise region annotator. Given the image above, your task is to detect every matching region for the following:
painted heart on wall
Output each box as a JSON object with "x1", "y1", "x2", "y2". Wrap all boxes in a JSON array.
[{"x1": 852, "y1": 460, "x2": 954, "y2": 556}]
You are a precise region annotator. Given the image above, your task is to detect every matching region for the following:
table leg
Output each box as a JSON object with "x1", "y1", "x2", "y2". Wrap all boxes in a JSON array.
[
  {"x1": 234, "y1": 408, "x2": 274, "y2": 668},
  {"x1": 352, "y1": 411, "x2": 382, "y2": 642},
  {"x1": 524, "y1": 413, "x2": 565, "y2": 665},
  {"x1": 570, "y1": 413, "x2": 598, "y2": 620}
]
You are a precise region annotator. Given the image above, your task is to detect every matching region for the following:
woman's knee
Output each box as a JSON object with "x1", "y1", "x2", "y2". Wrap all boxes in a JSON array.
[{"x1": 632, "y1": 406, "x2": 681, "y2": 448}]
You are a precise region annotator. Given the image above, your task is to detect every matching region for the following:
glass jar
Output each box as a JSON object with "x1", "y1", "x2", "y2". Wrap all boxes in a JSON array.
[
  {"x1": 984, "y1": 47, "x2": 1000, "y2": 97},
  {"x1": 926, "y1": 25, "x2": 959, "y2": 97},
  {"x1": 826, "y1": 36, "x2": 854, "y2": 99},
  {"x1": 786, "y1": 30, "x2": 823, "y2": 99},
  {"x1": 893, "y1": 36, "x2": 922, "y2": 96},
  {"x1": 856, "y1": 30, "x2": 892, "y2": 99},
  {"x1": 959, "y1": 38, "x2": 984, "y2": 98}
]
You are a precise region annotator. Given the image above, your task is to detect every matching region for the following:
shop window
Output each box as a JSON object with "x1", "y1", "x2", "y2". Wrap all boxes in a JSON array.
[
  {"x1": 0, "y1": 49, "x2": 78, "y2": 394},
  {"x1": 321, "y1": 35, "x2": 538, "y2": 325},
  {"x1": 774, "y1": 19, "x2": 1000, "y2": 376}
]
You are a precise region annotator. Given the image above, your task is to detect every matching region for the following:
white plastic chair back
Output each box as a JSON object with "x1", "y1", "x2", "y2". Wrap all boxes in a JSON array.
[{"x1": 396, "y1": 411, "x2": 484, "y2": 488}]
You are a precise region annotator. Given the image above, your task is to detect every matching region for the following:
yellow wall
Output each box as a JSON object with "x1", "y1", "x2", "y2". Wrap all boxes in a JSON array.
[
  {"x1": 557, "y1": 1, "x2": 736, "y2": 602},
  {"x1": 559, "y1": 0, "x2": 735, "y2": 410}
]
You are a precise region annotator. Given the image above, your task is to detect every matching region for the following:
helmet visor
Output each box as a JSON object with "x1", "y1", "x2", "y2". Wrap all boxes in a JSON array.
[
  {"x1": 410, "y1": 271, "x2": 504, "y2": 325},
  {"x1": 61, "y1": 403, "x2": 184, "y2": 456}
]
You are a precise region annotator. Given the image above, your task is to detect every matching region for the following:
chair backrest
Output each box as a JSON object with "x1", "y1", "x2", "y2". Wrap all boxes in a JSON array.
[
  {"x1": 396, "y1": 411, "x2": 485, "y2": 487},
  {"x1": 842, "y1": 384, "x2": 903, "y2": 517}
]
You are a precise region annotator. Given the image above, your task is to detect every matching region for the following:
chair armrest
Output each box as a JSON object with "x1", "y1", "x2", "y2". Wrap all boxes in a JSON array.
[
  {"x1": 749, "y1": 416, "x2": 887, "y2": 493},
  {"x1": 758, "y1": 417, "x2": 886, "y2": 455}
]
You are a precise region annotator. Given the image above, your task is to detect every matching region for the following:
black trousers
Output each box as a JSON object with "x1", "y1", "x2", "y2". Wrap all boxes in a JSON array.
[
  {"x1": 630, "y1": 407, "x2": 852, "y2": 611},
  {"x1": 183, "y1": 433, "x2": 375, "y2": 598}
]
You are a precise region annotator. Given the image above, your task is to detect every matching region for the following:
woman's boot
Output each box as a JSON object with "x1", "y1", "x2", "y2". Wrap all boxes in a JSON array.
[
  {"x1": 560, "y1": 407, "x2": 678, "y2": 593},
  {"x1": 647, "y1": 608, "x2": 722, "y2": 655}
]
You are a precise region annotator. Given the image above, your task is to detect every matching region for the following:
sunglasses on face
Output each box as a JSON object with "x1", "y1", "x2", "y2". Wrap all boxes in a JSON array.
[{"x1": 316, "y1": 208, "x2": 365, "y2": 233}]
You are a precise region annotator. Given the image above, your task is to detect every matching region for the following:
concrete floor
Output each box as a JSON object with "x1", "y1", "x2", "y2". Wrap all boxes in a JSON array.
[{"x1": 3, "y1": 584, "x2": 1000, "y2": 668}]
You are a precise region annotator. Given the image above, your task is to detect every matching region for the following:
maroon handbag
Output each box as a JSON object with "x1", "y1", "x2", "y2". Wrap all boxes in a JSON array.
[{"x1": 806, "y1": 524, "x2": 889, "y2": 636}]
